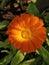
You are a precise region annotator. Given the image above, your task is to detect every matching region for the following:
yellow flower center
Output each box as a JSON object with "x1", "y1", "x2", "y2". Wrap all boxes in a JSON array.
[
  {"x1": 13, "y1": 24, "x2": 33, "y2": 42},
  {"x1": 21, "y1": 29, "x2": 32, "y2": 40},
  {"x1": 22, "y1": 31, "x2": 29, "y2": 39}
]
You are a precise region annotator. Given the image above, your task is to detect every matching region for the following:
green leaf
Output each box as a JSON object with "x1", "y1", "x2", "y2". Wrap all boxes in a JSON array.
[
  {"x1": 44, "y1": 13, "x2": 49, "y2": 26},
  {"x1": 38, "y1": 46, "x2": 49, "y2": 65},
  {"x1": 46, "y1": 38, "x2": 49, "y2": 46},
  {"x1": 0, "y1": 41, "x2": 4, "y2": 48},
  {"x1": 0, "y1": 41, "x2": 10, "y2": 48},
  {"x1": 0, "y1": 0, "x2": 10, "y2": 9},
  {"x1": 19, "y1": 56, "x2": 43, "y2": 65},
  {"x1": 11, "y1": 51, "x2": 25, "y2": 65},
  {"x1": 0, "y1": 20, "x2": 9, "y2": 30},
  {"x1": 46, "y1": 27, "x2": 49, "y2": 33},
  {"x1": 40, "y1": 14, "x2": 45, "y2": 20},
  {"x1": 27, "y1": 2, "x2": 39, "y2": 16},
  {"x1": 0, "y1": 40, "x2": 18, "y2": 55},
  {"x1": 1, "y1": 50, "x2": 10, "y2": 54},
  {"x1": 44, "y1": 13, "x2": 49, "y2": 23},
  {"x1": 46, "y1": 27, "x2": 49, "y2": 39},
  {"x1": 42, "y1": 61, "x2": 47, "y2": 65},
  {"x1": 0, "y1": 52, "x2": 13, "y2": 65},
  {"x1": 19, "y1": 58, "x2": 36, "y2": 65},
  {"x1": 9, "y1": 44, "x2": 18, "y2": 55},
  {"x1": 31, "y1": 0, "x2": 37, "y2": 3}
]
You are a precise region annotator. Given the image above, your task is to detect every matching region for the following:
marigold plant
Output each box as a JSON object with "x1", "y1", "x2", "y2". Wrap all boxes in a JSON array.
[{"x1": 6, "y1": 13, "x2": 46, "y2": 54}]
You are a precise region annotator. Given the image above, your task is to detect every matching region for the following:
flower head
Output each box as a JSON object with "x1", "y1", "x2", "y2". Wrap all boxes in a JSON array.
[{"x1": 6, "y1": 13, "x2": 46, "y2": 53}]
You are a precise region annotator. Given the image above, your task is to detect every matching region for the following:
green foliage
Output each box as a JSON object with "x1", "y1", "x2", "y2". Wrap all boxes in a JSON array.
[
  {"x1": 46, "y1": 38, "x2": 49, "y2": 46},
  {"x1": 11, "y1": 51, "x2": 25, "y2": 65},
  {"x1": 19, "y1": 56, "x2": 43, "y2": 65},
  {"x1": 38, "y1": 46, "x2": 49, "y2": 65},
  {"x1": 0, "y1": 0, "x2": 10, "y2": 9},
  {"x1": 27, "y1": 2, "x2": 39, "y2": 16},
  {"x1": 0, "y1": 41, "x2": 9, "y2": 48},
  {"x1": 0, "y1": 20, "x2": 9, "y2": 30},
  {"x1": 18, "y1": 58, "x2": 36, "y2": 65},
  {"x1": 41, "y1": 61, "x2": 47, "y2": 65},
  {"x1": 0, "y1": 52, "x2": 13, "y2": 65},
  {"x1": 44, "y1": 13, "x2": 49, "y2": 23},
  {"x1": 46, "y1": 27, "x2": 49, "y2": 38},
  {"x1": 44, "y1": 13, "x2": 49, "y2": 26},
  {"x1": 31, "y1": 0, "x2": 37, "y2": 3},
  {"x1": 0, "y1": 40, "x2": 17, "y2": 65},
  {"x1": 0, "y1": 41, "x2": 5, "y2": 48},
  {"x1": 0, "y1": 1, "x2": 49, "y2": 65},
  {"x1": 46, "y1": 27, "x2": 49, "y2": 33}
]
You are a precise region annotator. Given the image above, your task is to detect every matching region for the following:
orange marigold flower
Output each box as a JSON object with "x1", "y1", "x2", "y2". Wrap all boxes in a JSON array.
[{"x1": 6, "y1": 13, "x2": 46, "y2": 54}]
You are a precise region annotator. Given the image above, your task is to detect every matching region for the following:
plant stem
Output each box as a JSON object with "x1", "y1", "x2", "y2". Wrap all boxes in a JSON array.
[{"x1": 19, "y1": 0, "x2": 24, "y2": 11}]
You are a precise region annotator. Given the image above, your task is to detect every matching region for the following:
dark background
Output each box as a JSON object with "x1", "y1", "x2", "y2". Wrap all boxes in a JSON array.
[{"x1": 36, "y1": 0, "x2": 49, "y2": 12}]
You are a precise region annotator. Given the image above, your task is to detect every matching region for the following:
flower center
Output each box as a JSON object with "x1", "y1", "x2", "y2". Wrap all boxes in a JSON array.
[{"x1": 21, "y1": 29, "x2": 31, "y2": 40}]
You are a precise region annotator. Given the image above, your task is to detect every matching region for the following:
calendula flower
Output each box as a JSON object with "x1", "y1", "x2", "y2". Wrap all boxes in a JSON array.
[{"x1": 6, "y1": 14, "x2": 46, "y2": 54}]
